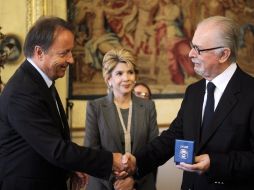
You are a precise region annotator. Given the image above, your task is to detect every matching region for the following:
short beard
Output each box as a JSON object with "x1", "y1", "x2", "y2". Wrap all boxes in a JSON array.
[{"x1": 194, "y1": 66, "x2": 204, "y2": 78}]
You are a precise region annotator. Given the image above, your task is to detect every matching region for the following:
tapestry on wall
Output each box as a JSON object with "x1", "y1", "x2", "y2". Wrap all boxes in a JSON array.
[{"x1": 67, "y1": 0, "x2": 254, "y2": 99}]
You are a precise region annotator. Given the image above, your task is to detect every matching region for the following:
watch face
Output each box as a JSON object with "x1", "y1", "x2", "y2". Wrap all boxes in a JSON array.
[{"x1": 0, "y1": 34, "x2": 22, "y2": 63}]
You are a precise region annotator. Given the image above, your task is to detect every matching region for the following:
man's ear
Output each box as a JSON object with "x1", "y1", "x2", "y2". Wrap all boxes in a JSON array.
[
  {"x1": 219, "y1": 48, "x2": 231, "y2": 63},
  {"x1": 34, "y1": 46, "x2": 44, "y2": 60}
]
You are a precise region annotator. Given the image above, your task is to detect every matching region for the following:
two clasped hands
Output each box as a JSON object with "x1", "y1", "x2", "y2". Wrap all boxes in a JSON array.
[{"x1": 113, "y1": 152, "x2": 136, "y2": 190}]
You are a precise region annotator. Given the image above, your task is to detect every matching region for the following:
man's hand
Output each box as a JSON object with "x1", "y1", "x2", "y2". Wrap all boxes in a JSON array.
[
  {"x1": 71, "y1": 172, "x2": 88, "y2": 190},
  {"x1": 113, "y1": 153, "x2": 124, "y2": 172},
  {"x1": 113, "y1": 152, "x2": 137, "y2": 179},
  {"x1": 122, "y1": 152, "x2": 136, "y2": 175},
  {"x1": 114, "y1": 176, "x2": 135, "y2": 190},
  {"x1": 176, "y1": 154, "x2": 210, "y2": 174}
]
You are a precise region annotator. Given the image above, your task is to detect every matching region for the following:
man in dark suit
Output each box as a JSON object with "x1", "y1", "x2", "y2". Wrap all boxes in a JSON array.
[
  {"x1": 0, "y1": 16, "x2": 126, "y2": 190},
  {"x1": 122, "y1": 16, "x2": 254, "y2": 190}
]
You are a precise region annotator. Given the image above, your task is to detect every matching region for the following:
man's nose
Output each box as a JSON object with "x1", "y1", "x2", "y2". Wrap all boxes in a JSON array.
[
  {"x1": 189, "y1": 48, "x2": 197, "y2": 58},
  {"x1": 66, "y1": 52, "x2": 74, "y2": 64}
]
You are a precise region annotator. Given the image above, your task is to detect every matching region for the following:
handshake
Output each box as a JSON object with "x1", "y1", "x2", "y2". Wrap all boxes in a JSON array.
[
  {"x1": 72, "y1": 152, "x2": 137, "y2": 190},
  {"x1": 113, "y1": 152, "x2": 136, "y2": 177},
  {"x1": 112, "y1": 152, "x2": 137, "y2": 190}
]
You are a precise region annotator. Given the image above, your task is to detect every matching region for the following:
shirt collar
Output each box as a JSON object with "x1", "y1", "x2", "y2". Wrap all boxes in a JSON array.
[
  {"x1": 207, "y1": 62, "x2": 237, "y2": 92},
  {"x1": 27, "y1": 58, "x2": 53, "y2": 88}
]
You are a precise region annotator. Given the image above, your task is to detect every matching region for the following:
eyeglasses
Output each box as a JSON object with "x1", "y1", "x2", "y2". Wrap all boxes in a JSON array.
[
  {"x1": 190, "y1": 42, "x2": 225, "y2": 55},
  {"x1": 134, "y1": 91, "x2": 150, "y2": 99}
]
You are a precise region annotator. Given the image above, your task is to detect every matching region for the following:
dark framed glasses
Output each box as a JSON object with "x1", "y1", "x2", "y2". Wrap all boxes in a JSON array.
[
  {"x1": 190, "y1": 42, "x2": 225, "y2": 55},
  {"x1": 134, "y1": 91, "x2": 150, "y2": 99}
]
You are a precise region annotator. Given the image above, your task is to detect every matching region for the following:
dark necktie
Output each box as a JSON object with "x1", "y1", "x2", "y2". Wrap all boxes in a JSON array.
[
  {"x1": 50, "y1": 82, "x2": 65, "y2": 129},
  {"x1": 50, "y1": 82, "x2": 70, "y2": 140},
  {"x1": 50, "y1": 81, "x2": 59, "y2": 108},
  {"x1": 201, "y1": 82, "x2": 216, "y2": 140},
  {"x1": 50, "y1": 82, "x2": 57, "y2": 101}
]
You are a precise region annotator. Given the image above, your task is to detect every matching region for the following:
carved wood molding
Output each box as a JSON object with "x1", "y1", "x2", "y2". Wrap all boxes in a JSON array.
[{"x1": 26, "y1": 0, "x2": 54, "y2": 31}]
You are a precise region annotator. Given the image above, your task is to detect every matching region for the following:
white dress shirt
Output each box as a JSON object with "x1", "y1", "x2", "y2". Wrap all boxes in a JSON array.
[{"x1": 202, "y1": 63, "x2": 237, "y2": 120}]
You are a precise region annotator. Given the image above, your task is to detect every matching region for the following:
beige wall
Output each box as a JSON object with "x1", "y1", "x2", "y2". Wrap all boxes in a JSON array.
[
  {"x1": 0, "y1": 0, "x2": 183, "y2": 128},
  {"x1": 0, "y1": 1, "x2": 26, "y2": 82}
]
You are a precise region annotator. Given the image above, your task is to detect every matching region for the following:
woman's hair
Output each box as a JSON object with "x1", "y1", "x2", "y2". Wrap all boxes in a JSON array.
[{"x1": 102, "y1": 48, "x2": 138, "y2": 87}]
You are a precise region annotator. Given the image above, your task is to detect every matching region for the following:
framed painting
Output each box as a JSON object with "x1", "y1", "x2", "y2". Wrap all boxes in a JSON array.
[{"x1": 67, "y1": 0, "x2": 254, "y2": 100}]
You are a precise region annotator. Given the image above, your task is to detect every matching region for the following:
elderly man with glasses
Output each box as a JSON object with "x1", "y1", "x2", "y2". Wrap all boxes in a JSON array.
[{"x1": 120, "y1": 16, "x2": 254, "y2": 190}]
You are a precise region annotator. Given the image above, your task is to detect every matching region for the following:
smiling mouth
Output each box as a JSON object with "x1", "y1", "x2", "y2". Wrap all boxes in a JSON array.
[
  {"x1": 122, "y1": 84, "x2": 131, "y2": 88},
  {"x1": 61, "y1": 65, "x2": 68, "y2": 69}
]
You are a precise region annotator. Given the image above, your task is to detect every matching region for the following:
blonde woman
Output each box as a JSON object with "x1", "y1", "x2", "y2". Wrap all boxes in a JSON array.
[{"x1": 85, "y1": 49, "x2": 158, "y2": 190}]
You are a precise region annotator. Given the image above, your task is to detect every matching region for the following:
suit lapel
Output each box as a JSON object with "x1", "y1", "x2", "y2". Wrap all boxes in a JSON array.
[
  {"x1": 193, "y1": 80, "x2": 206, "y2": 147},
  {"x1": 197, "y1": 68, "x2": 241, "y2": 153},
  {"x1": 21, "y1": 60, "x2": 48, "y2": 90},
  {"x1": 54, "y1": 89, "x2": 70, "y2": 140},
  {"x1": 101, "y1": 94, "x2": 123, "y2": 151},
  {"x1": 48, "y1": 89, "x2": 68, "y2": 136},
  {"x1": 131, "y1": 96, "x2": 145, "y2": 153},
  {"x1": 22, "y1": 61, "x2": 58, "y2": 115}
]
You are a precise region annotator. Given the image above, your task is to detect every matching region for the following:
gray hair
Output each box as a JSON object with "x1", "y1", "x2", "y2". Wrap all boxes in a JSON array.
[{"x1": 198, "y1": 16, "x2": 240, "y2": 62}]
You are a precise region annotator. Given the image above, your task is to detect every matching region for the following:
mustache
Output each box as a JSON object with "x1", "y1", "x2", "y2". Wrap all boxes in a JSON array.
[{"x1": 191, "y1": 58, "x2": 202, "y2": 64}]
